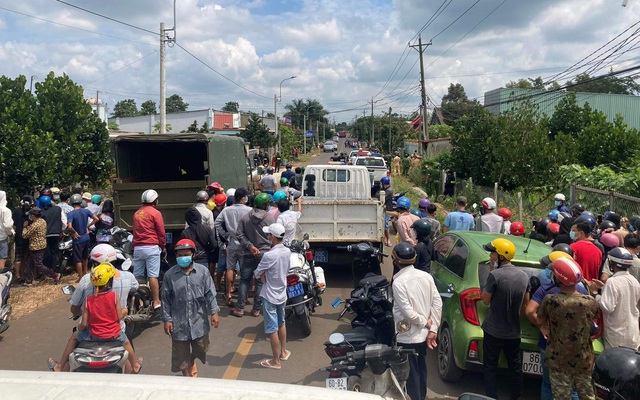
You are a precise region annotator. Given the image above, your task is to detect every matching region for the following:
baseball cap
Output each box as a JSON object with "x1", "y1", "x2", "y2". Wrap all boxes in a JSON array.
[
  {"x1": 29, "y1": 207, "x2": 42, "y2": 216},
  {"x1": 456, "y1": 196, "x2": 467, "y2": 205},
  {"x1": 262, "y1": 223, "x2": 286, "y2": 238},
  {"x1": 82, "y1": 192, "x2": 92, "y2": 201}
]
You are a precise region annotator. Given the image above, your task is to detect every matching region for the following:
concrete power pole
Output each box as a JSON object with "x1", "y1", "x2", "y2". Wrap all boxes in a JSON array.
[
  {"x1": 274, "y1": 94, "x2": 278, "y2": 153},
  {"x1": 160, "y1": 22, "x2": 166, "y2": 134},
  {"x1": 388, "y1": 107, "x2": 392, "y2": 154},
  {"x1": 410, "y1": 34, "x2": 432, "y2": 142}
]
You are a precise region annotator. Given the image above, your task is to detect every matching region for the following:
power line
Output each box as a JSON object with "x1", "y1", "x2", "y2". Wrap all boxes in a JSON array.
[
  {"x1": 83, "y1": 50, "x2": 157, "y2": 85},
  {"x1": 431, "y1": 0, "x2": 480, "y2": 41},
  {"x1": 55, "y1": 0, "x2": 159, "y2": 36}
]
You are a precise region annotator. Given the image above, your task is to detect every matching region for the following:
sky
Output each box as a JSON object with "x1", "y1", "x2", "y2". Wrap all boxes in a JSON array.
[{"x1": 0, "y1": 0, "x2": 639, "y2": 123}]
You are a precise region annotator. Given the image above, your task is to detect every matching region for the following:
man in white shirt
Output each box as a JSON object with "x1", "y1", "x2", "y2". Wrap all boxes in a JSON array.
[
  {"x1": 391, "y1": 242, "x2": 442, "y2": 400},
  {"x1": 595, "y1": 247, "x2": 640, "y2": 350},
  {"x1": 277, "y1": 197, "x2": 302, "y2": 246},
  {"x1": 475, "y1": 197, "x2": 504, "y2": 233}
]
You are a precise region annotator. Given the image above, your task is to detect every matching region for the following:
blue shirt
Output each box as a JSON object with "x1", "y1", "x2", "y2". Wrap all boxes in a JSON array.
[
  {"x1": 443, "y1": 211, "x2": 475, "y2": 231},
  {"x1": 281, "y1": 170, "x2": 296, "y2": 182},
  {"x1": 67, "y1": 208, "x2": 95, "y2": 243}
]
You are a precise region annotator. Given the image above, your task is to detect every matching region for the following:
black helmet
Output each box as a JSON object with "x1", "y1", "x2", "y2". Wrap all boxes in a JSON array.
[
  {"x1": 392, "y1": 242, "x2": 417, "y2": 265},
  {"x1": 552, "y1": 243, "x2": 575, "y2": 258},
  {"x1": 592, "y1": 347, "x2": 640, "y2": 400},
  {"x1": 630, "y1": 215, "x2": 640, "y2": 232},
  {"x1": 599, "y1": 220, "x2": 618, "y2": 231},
  {"x1": 537, "y1": 217, "x2": 550, "y2": 235},
  {"x1": 412, "y1": 219, "x2": 432, "y2": 238},
  {"x1": 608, "y1": 247, "x2": 634, "y2": 270},
  {"x1": 582, "y1": 210, "x2": 596, "y2": 220},
  {"x1": 570, "y1": 203, "x2": 585, "y2": 217}
]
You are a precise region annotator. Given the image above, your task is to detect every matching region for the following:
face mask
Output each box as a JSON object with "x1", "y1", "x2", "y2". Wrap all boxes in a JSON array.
[
  {"x1": 554, "y1": 201, "x2": 561, "y2": 207},
  {"x1": 492, "y1": 261, "x2": 499, "y2": 269},
  {"x1": 569, "y1": 231, "x2": 577, "y2": 241},
  {"x1": 176, "y1": 256, "x2": 192, "y2": 268}
]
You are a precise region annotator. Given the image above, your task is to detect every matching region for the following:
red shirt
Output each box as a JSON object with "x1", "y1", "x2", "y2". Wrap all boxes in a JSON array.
[
  {"x1": 570, "y1": 240, "x2": 603, "y2": 281},
  {"x1": 87, "y1": 291, "x2": 121, "y2": 339},
  {"x1": 133, "y1": 205, "x2": 166, "y2": 249}
]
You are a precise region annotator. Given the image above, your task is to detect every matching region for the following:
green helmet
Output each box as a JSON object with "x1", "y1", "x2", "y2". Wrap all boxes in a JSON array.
[
  {"x1": 412, "y1": 219, "x2": 432, "y2": 237},
  {"x1": 254, "y1": 193, "x2": 271, "y2": 209},
  {"x1": 280, "y1": 177, "x2": 289, "y2": 186}
]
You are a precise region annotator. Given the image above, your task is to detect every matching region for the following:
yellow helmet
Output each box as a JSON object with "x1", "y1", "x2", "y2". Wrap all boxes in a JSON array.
[
  {"x1": 90, "y1": 263, "x2": 116, "y2": 287},
  {"x1": 207, "y1": 200, "x2": 216, "y2": 211},
  {"x1": 483, "y1": 238, "x2": 516, "y2": 261},
  {"x1": 540, "y1": 250, "x2": 574, "y2": 267},
  {"x1": 50, "y1": 187, "x2": 61, "y2": 194}
]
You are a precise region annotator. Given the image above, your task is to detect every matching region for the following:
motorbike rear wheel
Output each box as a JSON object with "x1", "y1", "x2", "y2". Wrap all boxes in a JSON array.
[
  {"x1": 299, "y1": 304, "x2": 312, "y2": 336},
  {"x1": 347, "y1": 376, "x2": 362, "y2": 392},
  {"x1": 125, "y1": 293, "x2": 141, "y2": 339}
]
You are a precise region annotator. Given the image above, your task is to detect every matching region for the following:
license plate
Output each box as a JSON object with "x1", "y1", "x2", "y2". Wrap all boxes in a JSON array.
[
  {"x1": 314, "y1": 250, "x2": 328, "y2": 263},
  {"x1": 522, "y1": 351, "x2": 542, "y2": 376},
  {"x1": 326, "y1": 377, "x2": 347, "y2": 390},
  {"x1": 287, "y1": 283, "x2": 304, "y2": 298}
]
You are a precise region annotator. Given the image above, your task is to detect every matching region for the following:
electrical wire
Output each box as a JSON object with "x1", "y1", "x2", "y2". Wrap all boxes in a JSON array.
[
  {"x1": 55, "y1": 0, "x2": 159, "y2": 36},
  {"x1": 83, "y1": 51, "x2": 157, "y2": 85},
  {"x1": 431, "y1": 0, "x2": 480, "y2": 41}
]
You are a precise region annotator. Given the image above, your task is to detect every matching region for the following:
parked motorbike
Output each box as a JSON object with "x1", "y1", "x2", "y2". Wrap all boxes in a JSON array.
[
  {"x1": 322, "y1": 332, "x2": 415, "y2": 399},
  {"x1": 57, "y1": 231, "x2": 73, "y2": 273},
  {"x1": 106, "y1": 226, "x2": 133, "y2": 271},
  {"x1": 0, "y1": 270, "x2": 13, "y2": 334},
  {"x1": 60, "y1": 285, "x2": 129, "y2": 373},
  {"x1": 339, "y1": 241, "x2": 386, "y2": 287},
  {"x1": 285, "y1": 232, "x2": 326, "y2": 336}
]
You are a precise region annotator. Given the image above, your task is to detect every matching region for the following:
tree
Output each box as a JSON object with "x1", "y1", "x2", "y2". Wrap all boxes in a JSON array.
[
  {"x1": 440, "y1": 83, "x2": 483, "y2": 125},
  {"x1": 222, "y1": 101, "x2": 239, "y2": 113},
  {"x1": 505, "y1": 76, "x2": 557, "y2": 90},
  {"x1": 152, "y1": 122, "x2": 172, "y2": 133},
  {"x1": 113, "y1": 99, "x2": 138, "y2": 117},
  {"x1": 575, "y1": 113, "x2": 640, "y2": 171},
  {"x1": 140, "y1": 100, "x2": 157, "y2": 115},
  {"x1": 107, "y1": 121, "x2": 120, "y2": 130},
  {"x1": 186, "y1": 120, "x2": 199, "y2": 133},
  {"x1": 241, "y1": 113, "x2": 275, "y2": 149},
  {"x1": 566, "y1": 72, "x2": 640, "y2": 95},
  {"x1": 166, "y1": 94, "x2": 188, "y2": 113},
  {"x1": 545, "y1": 92, "x2": 591, "y2": 139},
  {"x1": 198, "y1": 121, "x2": 209, "y2": 133}
]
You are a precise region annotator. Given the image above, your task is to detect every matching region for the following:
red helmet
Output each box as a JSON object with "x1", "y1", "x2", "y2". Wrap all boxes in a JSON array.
[
  {"x1": 207, "y1": 182, "x2": 222, "y2": 190},
  {"x1": 498, "y1": 207, "x2": 511, "y2": 221},
  {"x1": 510, "y1": 221, "x2": 525, "y2": 236},
  {"x1": 174, "y1": 239, "x2": 196, "y2": 252},
  {"x1": 214, "y1": 193, "x2": 227, "y2": 205},
  {"x1": 547, "y1": 222, "x2": 560, "y2": 235},
  {"x1": 552, "y1": 258, "x2": 582, "y2": 286}
]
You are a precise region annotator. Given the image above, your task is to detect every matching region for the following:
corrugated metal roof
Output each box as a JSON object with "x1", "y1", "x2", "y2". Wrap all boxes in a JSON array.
[
  {"x1": 484, "y1": 88, "x2": 640, "y2": 130},
  {"x1": 213, "y1": 113, "x2": 234, "y2": 129}
]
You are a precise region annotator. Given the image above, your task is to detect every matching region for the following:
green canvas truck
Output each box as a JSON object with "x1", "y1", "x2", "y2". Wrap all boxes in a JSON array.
[{"x1": 111, "y1": 133, "x2": 250, "y2": 244}]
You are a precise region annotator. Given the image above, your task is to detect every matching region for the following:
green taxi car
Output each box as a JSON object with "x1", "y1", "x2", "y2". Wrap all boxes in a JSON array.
[{"x1": 431, "y1": 231, "x2": 604, "y2": 382}]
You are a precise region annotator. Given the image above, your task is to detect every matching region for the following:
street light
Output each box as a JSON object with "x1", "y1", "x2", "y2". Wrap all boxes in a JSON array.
[{"x1": 275, "y1": 75, "x2": 297, "y2": 153}]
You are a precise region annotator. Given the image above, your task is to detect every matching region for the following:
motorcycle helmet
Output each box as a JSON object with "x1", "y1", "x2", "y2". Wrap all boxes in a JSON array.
[
  {"x1": 82, "y1": 192, "x2": 92, "y2": 201},
  {"x1": 540, "y1": 250, "x2": 574, "y2": 268},
  {"x1": 90, "y1": 244, "x2": 118, "y2": 264},
  {"x1": 39, "y1": 195, "x2": 51, "y2": 208},
  {"x1": 91, "y1": 194, "x2": 102, "y2": 205},
  {"x1": 280, "y1": 177, "x2": 289, "y2": 186},
  {"x1": 174, "y1": 238, "x2": 196, "y2": 253},
  {"x1": 90, "y1": 263, "x2": 116, "y2": 287},
  {"x1": 552, "y1": 258, "x2": 582, "y2": 286},
  {"x1": 498, "y1": 207, "x2": 512, "y2": 221},
  {"x1": 483, "y1": 238, "x2": 516, "y2": 261},
  {"x1": 582, "y1": 210, "x2": 596, "y2": 220},
  {"x1": 570, "y1": 203, "x2": 585, "y2": 217},
  {"x1": 576, "y1": 214, "x2": 597, "y2": 230},
  {"x1": 70, "y1": 193, "x2": 83, "y2": 205},
  {"x1": 226, "y1": 188, "x2": 236, "y2": 198},
  {"x1": 537, "y1": 217, "x2": 551, "y2": 235},
  {"x1": 266, "y1": 167, "x2": 274, "y2": 174},
  {"x1": 396, "y1": 196, "x2": 411, "y2": 210},
  {"x1": 605, "y1": 212, "x2": 621, "y2": 229},
  {"x1": 410, "y1": 209, "x2": 422, "y2": 218},
  {"x1": 380, "y1": 176, "x2": 390, "y2": 186},
  {"x1": 630, "y1": 215, "x2": 640, "y2": 232},
  {"x1": 141, "y1": 189, "x2": 159, "y2": 204},
  {"x1": 412, "y1": 219, "x2": 432, "y2": 238},
  {"x1": 547, "y1": 222, "x2": 560, "y2": 235},
  {"x1": 214, "y1": 193, "x2": 227, "y2": 206},
  {"x1": 196, "y1": 190, "x2": 209, "y2": 201},
  {"x1": 552, "y1": 243, "x2": 575, "y2": 258},
  {"x1": 206, "y1": 182, "x2": 222, "y2": 191},
  {"x1": 510, "y1": 221, "x2": 525, "y2": 236},
  {"x1": 40, "y1": 188, "x2": 53, "y2": 197},
  {"x1": 600, "y1": 220, "x2": 618, "y2": 232},
  {"x1": 50, "y1": 187, "x2": 61, "y2": 195},
  {"x1": 481, "y1": 197, "x2": 496, "y2": 210},
  {"x1": 254, "y1": 193, "x2": 271, "y2": 209},
  {"x1": 558, "y1": 211, "x2": 571, "y2": 222},
  {"x1": 273, "y1": 191, "x2": 287, "y2": 202},
  {"x1": 554, "y1": 193, "x2": 566, "y2": 202},
  {"x1": 608, "y1": 247, "x2": 634, "y2": 269},
  {"x1": 592, "y1": 347, "x2": 640, "y2": 400},
  {"x1": 548, "y1": 210, "x2": 559, "y2": 222},
  {"x1": 418, "y1": 198, "x2": 431, "y2": 208},
  {"x1": 392, "y1": 242, "x2": 417, "y2": 265}
]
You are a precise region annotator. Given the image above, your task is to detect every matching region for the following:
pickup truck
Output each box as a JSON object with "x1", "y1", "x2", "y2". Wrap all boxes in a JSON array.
[
  {"x1": 111, "y1": 133, "x2": 250, "y2": 244},
  {"x1": 298, "y1": 165, "x2": 385, "y2": 266}
]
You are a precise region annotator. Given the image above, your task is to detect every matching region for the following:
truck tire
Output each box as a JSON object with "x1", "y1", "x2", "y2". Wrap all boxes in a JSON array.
[
  {"x1": 438, "y1": 326, "x2": 463, "y2": 382},
  {"x1": 299, "y1": 305, "x2": 312, "y2": 336}
]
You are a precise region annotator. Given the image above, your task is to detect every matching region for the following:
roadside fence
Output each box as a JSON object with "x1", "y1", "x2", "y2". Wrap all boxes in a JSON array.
[{"x1": 570, "y1": 185, "x2": 640, "y2": 218}]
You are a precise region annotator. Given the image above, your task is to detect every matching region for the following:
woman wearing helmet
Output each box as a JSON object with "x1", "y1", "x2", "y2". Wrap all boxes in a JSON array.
[
  {"x1": 161, "y1": 238, "x2": 220, "y2": 377},
  {"x1": 509, "y1": 221, "x2": 525, "y2": 236},
  {"x1": 594, "y1": 247, "x2": 640, "y2": 350},
  {"x1": 481, "y1": 238, "x2": 530, "y2": 400},
  {"x1": 536, "y1": 257, "x2": 598, "y2": 400},
  {"x1": 396, "y1": 197, "x2": 419, "y2": 246},
  {"x1": 411, "y1": 219, "x2": 433, "y2": 274},
  {"x1": 390, "y1": 242, "x2": 441, "y2": 400}
]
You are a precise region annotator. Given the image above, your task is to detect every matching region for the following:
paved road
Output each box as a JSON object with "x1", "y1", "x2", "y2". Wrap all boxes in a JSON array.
[{"x1": 0, "y1": 144, "x2": 540, "y2": 399}]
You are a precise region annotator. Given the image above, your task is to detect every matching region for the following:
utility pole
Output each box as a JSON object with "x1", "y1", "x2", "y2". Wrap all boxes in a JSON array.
[
  {"x1": 409, "y1": 34, "x2": 432, "y2": 143},
  {"x1": 303, "y1": 115, "x2": 307, "y2": 154},
  {"x1": 159, "y1": 2, "x2": 177, "y2": 134},
  {"x1": 368, "y1": 97, "x2": 378, "y2": 146},
  {"x1": 388, "y1": 107, "x2": 392, "y2": 154},
  {"x1": 29, "y1": 75, "x2": 37, "y2": 93},
  {"x1": 274, "y1": 94, "x2": 278, "y2": 153}
]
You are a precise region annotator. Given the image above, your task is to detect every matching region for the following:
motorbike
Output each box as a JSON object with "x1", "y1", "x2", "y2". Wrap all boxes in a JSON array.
[
  {"x1": 339, "y1": 241, "x2": 386, "y2": 287},
  {"x1": 106, "y1": 226, "x2": 134, "y2": 271},
  {"x1": 60, "y1": 285, "x2": 129, "y2": 373},
  {"x1": 285, "y1": 232, "x2": 326, "y2": 336},
  {"x1": 322, "y1": 332, "x2": 415, "y2": 399},
  {"x1": 57, "y1": 231, "x2": 73, "y2": 273},
  {"x1": 0, "y1": 270, "x2": 13, "y2": 334}
]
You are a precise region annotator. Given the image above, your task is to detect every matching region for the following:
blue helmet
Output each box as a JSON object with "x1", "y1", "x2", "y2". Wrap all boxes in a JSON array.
[
  {"x1": 548, "y1": 210, "x2": 559, "y2": 222},
  {"x1": 380, "y1": 176, "x2": 390, "y2": 185},
  {"x1": 396, "y1": 196, "x2": 411, "y2": 210},
  {"x1": 576, "y1": 214, "x2": 596, "y2": 229},
  {"x1": 410, "y1": 209, "x2": 422, "y2": 218},
  {"x1": 39, "y1": 195, "x2": 51, "y2": 208},
  {"x1": 273, "y1": 191, "x2": 287, "y2": 202}
]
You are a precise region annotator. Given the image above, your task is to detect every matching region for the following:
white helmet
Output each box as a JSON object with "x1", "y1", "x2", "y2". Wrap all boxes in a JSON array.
[
  {"x1": 141, "y1": 189, "x2": 159, "y2": 204},
  {"x1": 226, "y1": 188, "x2": 236, "y2": 197},
  {"x1": 481, "y1": 197, "x2": 496, "y2": 210},
  {"x1": 554, "y1": 193, "x2": 566, "y2": 201},
  {"x1": 90, "y1": 244, "x2": 117, "y2": 264}
]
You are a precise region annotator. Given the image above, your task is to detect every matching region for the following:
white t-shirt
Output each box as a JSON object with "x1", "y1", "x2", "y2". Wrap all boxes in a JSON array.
[
  {"x1": 476, "y1": 212, "x2": 504, "y2": 233},
  {"x1": 277, "y1": 210, "x2": 302, "y2": 245}
]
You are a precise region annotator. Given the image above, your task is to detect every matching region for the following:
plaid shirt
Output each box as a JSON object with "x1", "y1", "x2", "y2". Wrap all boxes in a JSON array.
[{"x1": 22, "y1": 218, "x2": 47, "y2": 251}]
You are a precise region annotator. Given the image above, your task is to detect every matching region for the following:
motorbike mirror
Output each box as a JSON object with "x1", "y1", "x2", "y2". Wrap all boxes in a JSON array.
[
  {"x1": 329, "y1": 332, "x2": 345, "y2": 345},
  {"x1": 61, "y1": 285, "x2": 76, "y2": 295},
  {"x1": 472, "y1": 203, "x2": 477, "y2": 209},
  {"x1": 303, "y1": 241, "x2": 310, "y2": 251},
  {"x1": 331, "y1": 297, "x2": 342, "y2": 308},
  {"x1": 121, "y1": 259, "x2": 132, "y2": 271},
  {"x1": 396, "y1": 319, "x2": 412, "y2": 333},
  {"x1": 303, "y1": 233, "x2": 309, "y2": 240}
]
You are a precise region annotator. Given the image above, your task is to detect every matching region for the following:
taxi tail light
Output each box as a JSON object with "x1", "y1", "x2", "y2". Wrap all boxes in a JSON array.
[
  {"x1": 305, "y1": 251, "x2": 314, "y2": 261},
  {"x1": 459, "y1": 288, "x2": 482, "y2": 326},
  {"x1": 468, "y1": 340, "x2": 479, "y2": 360},
  {"x1": 591, "y1": 310, "x2": 603, "y2": 339},
  {"x1": 287, "y1": 274, "x2": 300, "y2": 286}
]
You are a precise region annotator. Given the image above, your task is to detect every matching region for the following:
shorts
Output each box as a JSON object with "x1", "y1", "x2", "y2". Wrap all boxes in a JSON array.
[
  {"x1": 216, "y1": 251, "x2": 227, "y2": 273},
  {"x1": 133, "y1": 245, "x2": 161, "y2": 279},
  {"x1": 385, "y1": 214, "x2": 390, "y2": 230},
  {"x1": 171, "y1": 334, "x2": 210, "y2": 372},
  {"x1": 0, "y1": 239, "x2": 7, "y2": 259},
  {"x1": 226, "y1": 248, "x2": 242, "y2": 272},
  {"x1": 72, "y1": 241, "x2": 90, "y2": 264},
  {"x1": 262, "y1": 298, "x2": 286, "y2": 334},
  {"x1": 77, "y1": 328, "x2": 127, "y2": 345}
]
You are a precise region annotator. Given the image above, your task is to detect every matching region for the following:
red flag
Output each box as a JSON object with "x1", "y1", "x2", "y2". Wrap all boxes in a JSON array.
[{"x1": 411, "y1": 115, "x2": 422, "y2": 131}]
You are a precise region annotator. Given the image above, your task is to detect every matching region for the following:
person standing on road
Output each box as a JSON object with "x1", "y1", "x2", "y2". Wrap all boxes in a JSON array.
[
  {"x1": 254, "y1": 223, "x2": 291, "y2": 369},
  {"x1": 391, "y1": 242, "x2": 442, "y2": 400},
  {"x1": 132, "y1": 189, "x2": 166, "y2": 311},
  {"x1": 39, "y1": 195, "x2": 66, "y2": 270},
  {"x1": 537, "y1": 258, "x2": 598, "y2": 400},
  {"x1": 233, "y1": 193, "x2": 274, "y2": 318},
  {"x1": 0, "y1": 190, "x2": 14, "y2": 273},
  {"x1": 424, "y1": 203, "x2": 441, "y2": 239},
  {"x1": 11, "y1": 195, "x2": 33, "y2": 284},
  {"x1": 162, "y1": 239, "x2": 220, "y2": 377},
  {"x1": 396, "y1": 196, "x2": 419, "y2": 247},
  {"x1": 570, "y1": 221, "x2": 603, "y2": 287},
  {"x1": 281, "y1": 164, "x2": 296, "y2": 182},
  {"x1": 412, "y1": 219, "x2": 434, "y2": 274},
  {"x1": 274, "y1": 152, "x2": 282, "y2": 173},
  {"x1": 442, "y1": 196, "x2": 475, "y2": 232},
  {"x1": 191, "y1": 191, "x2": 215, "y2": 231},
  {"x1": 260, "y1": 167, "x2": 278, "y2": 195},
  {"x1": 377, "y1": 176, "x2": 395, "y2": 247},
  {"x1": 67, "y1": 194, "x2": 99, "y2": 282},
  {"x1": 23, "y1": 207, "x2": 61, "y2": 284},
  {"x1": 481, "y1": 238, "x2": 529, "y2": 400},
  {"x1": 277, "y1": 196, "x2": 303, "y2": 246},
  {"x1": 475, "y1": 198, "x2": 503, "y2": 233},
  {"x1": 180, "y1": 207, "x2": 217, "y2": 269}
]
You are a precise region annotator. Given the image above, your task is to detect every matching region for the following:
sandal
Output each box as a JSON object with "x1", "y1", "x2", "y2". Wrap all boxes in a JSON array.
[
  {"x1": 225, "y1": 297, "x2": 234, "y2": 307},
  {"x1": 251, "y1": 309, "x2": 260, "y2": 317},
  {"x1": 231, "y1": 309, "x2": 244, "y2": 317},
  {"x1": 53, "y1": 273, "x2": 62, "y2": 284},
  {"x1": 260, "y1": 359, "x2": 281, "y2": 369},
  {"x1": 280, "y1": 350, "x2": 291, "y2": 361},
  {"x1": 47, "y1": 357, "x2": 60, "y2": 372},
  {"x1": 132, "y1": 357, "x2": 144, "y2": 374}
]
